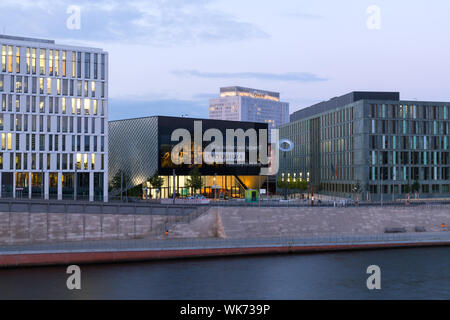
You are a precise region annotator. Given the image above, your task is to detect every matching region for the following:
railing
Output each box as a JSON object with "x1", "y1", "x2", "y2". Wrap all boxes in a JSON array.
[
  {"x1": 1, "y1": 230, "x2": 450, "y2": 255},
  {"x1": 0, "y1": 198, "x2": 208, "y2": 216}
]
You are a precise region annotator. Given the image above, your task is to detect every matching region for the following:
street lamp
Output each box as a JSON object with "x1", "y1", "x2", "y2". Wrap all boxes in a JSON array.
[{"x1": 279, "y1": 139, "x2": 294, "y2": 201}]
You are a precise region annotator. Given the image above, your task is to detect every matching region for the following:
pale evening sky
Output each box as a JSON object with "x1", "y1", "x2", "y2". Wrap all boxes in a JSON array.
[{"x1": 1, "y1": 0, "x2": 449, "y2": 120}]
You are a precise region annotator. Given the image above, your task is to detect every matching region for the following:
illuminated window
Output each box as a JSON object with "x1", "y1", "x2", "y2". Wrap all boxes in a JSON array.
[
  {"x1": 49, "y1": 49, "x2": 53, "y2": 75},
  {"x1": 31, "y1": 48, "x2": 36, "y2": 74},
  {"x1": 72, "y1": 51, "x2": 76, "y2": 78},
  {"x1": 76, "y1": 98, "x2": 81, "y2": 114},
  {"x1": 7, "y1": 133, "x2": 12, "y2": 150},
  {"x1": 16, "y1": 47, "x2": 20, "y2": 73},
  {"x1": 62, "y1": 98, "x2": 66, "y2": 113},
  {"x1": 62, "y1": 51, "x2": 67, "y2": 77},
  {"x1": 55, "y1": 50, "x2": 59, "y2": 76},
  {"x1": 39, "y1": 49, "x2": 46, "y2": 75},
  {"x1": 7, "y1": 46, "x2": 13, "y2": 73},
  {"x1": 84, "y1": 99, "x2": 90, "y2": 115},
  {"x1": 71, "y1": 98, "x2": 76, "y2": 114},
  {"x1": 76, "y1": 153, "x2": 81, "y2": 169},
  {"x1": 39, "y1": 77, "x2": 44, "y2": 94},
  {"x1": 1, "y1": 45, "x2": 5, "y2": 72},
  {"x1": 84, "y1": 154, "x2": 88, "y2": 170}
]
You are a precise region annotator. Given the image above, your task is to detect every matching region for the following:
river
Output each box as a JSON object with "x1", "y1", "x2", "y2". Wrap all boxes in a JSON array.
[{"x1": 0, "y1": 247, "x2": 449, "y2": 299}]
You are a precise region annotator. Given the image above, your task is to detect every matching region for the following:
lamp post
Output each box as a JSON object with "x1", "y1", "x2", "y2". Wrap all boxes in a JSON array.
[{"x1": 279, "y1": 139, "x2": 294, "y2": 201}]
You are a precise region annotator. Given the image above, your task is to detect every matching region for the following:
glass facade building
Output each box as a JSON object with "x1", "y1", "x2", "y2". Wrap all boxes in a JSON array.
[
  {"x1": 109, "y1": 116, "x2": 269, "y2": 199},
  {"x1": 209, "y1": 86, "x2": 289, "y2": 130},
  {"x1": 280, "y1": 92, "x2": 450, "y2": 199},
  {"x1": 0, "y1": 35, "x2": 108, "y2": 201}
]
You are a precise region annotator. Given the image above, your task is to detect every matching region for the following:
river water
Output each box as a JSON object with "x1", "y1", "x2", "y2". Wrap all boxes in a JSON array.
[{"x1": 0, "y1": 247, "x2": 449, "y2": 299}]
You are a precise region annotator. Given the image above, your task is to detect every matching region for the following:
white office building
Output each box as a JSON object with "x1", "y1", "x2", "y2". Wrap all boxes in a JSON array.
[
  {"x1": 209, "y1": 86, "x2": 289, "y2": 130},
  {"x1": 0, "y1": 35, "x2": 108, "y2": 201}
]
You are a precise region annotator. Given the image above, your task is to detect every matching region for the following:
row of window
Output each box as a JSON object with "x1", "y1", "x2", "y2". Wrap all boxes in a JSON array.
[
  {"x1": 0, "y1": 45, "x2": 106, "y2": 80},
  {"x1": 369, "y1": 104, "x2": 449, "y2": 120},
  {"x1": 370, "y1": 150, "x2": 450, "y2": 166},
  {"x1": 0, "y1": 133, "x2": 105, "y2": 153},
  {"x1": 369, "y1": 135, "x2": 450, "y2": 150},
  {"x1": 1, "y1": 95, "x2": 106, "y2": 116},
  {"x1": 369, "y1": 166, "x2": 450, "y2": 181},
  {"x1": 0, "y1": 152, "x2": 105, "y2": 171},
  {"x1": 0, "y1": 75, "x2": 106, "y2": 98},
  {"x1": 371, "y1": 119, "x2": 450, "y2": 135},
  {"x1": 0, "y1": 114, "x2": 105, "y2": 134}
]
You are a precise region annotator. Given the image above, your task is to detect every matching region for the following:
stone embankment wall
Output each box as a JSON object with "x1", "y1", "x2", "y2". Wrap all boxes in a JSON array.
[
  {"x1": 216, "y1": 205, "x2": 450, "y2": 239},
  {"x1": 0, "y1": 212, "x2": 174, "y2": 245}
]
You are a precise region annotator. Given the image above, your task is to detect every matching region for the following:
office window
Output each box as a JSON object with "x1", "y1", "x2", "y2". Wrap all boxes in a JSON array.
[
  {"x1": 94, "y1": 53, "x2": 98, "y2": 79},
  {"x1": 101, "y1": 54, "x2": 105, "y2": 80},
  {"x1": 84, "y1": 99, "x2": 90, "y2": 115},
  {"x1": 1, "y1": 45, "x2": 6, "y2": 72},
  {"x1": 55, "y1": 50, "x2": 59, "y2": 76},
  {"x1": 32, "y1": 48, "x2": 36, "y2": 74},
  {"x1": 85, "y1": 135, "x2": 90, "y2": 151},
  {"x1": 62, "y1": 51, "x2": 67, "y2": 77},
  {"x1": 49, "y1": 49, "x2": 54, "y2": 75},
  {"x1": 84, "y1": 52, "x2": 90, "y2": 79},
  {"x1": 16, "y1": 47, "x2": 20, "y2": 73},
  {"x1": 7, "y1": 46, "x2": 13, "y2": 73},
  {"x1": 39, "y1": 49, "x2": 46, "y2": 75},
  {"x1": 77, "y1": 52, "x2": 81, "y2": 78}
]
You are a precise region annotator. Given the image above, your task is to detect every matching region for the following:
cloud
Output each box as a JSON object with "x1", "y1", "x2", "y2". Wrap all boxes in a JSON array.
[
  {"x1": 0, "y1": 0, "x2": 268, "y2": 46},
  {"x1": 172, "y1": 70, "x2": 328, "y2": 82},
  {"x1": 283, "y1": 12, "x2": 324, "y2": 20}
]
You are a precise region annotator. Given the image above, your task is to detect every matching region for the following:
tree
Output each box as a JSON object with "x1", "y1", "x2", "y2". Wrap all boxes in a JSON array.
[
  {"x1": 277, "y1": 176, "x2": 284, "y2": 189},
  {"x1": 403, "y1": 184, "x2": 411, "y2": 194},
  {"x1": 295, "y1": 180, "x2": 308, "y2": 192},
  {"x1": 110, "y1": 170, "x2": 130, "y2": 199},
  {"x1": 149, "y1": 172, "x2": 164, "y2": 199},
  {"x1": 185, "y1": 167, "x2": 204, "y2": 195},
  {"x1": 288, "y1": 176, "x2": 296, "y2": 191},
  {"x1": 411, "y1": 180, "x2": 420, "y2": 193}
]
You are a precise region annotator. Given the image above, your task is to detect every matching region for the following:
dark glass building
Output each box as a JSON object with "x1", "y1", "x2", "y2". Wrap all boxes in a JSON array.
[{"x1": 109, "y1": 116, "x2": 269, "y2": 199}]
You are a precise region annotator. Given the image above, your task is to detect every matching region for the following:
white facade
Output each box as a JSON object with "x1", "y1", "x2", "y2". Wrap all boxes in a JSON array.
[
  {"x1": 209, "y1": 86, "x2": 289, "y2": 130},
  {"x1": 0, "y1": 35, "x2": 108, "y2": 202}
]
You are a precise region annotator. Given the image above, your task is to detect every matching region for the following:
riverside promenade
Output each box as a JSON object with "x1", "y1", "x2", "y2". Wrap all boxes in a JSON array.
[
  {"x1": 1, "y1": 232, "x2": 450, "y2": 268},
  {"x1": 1, "y1": 202, "x2": 450, "y2": 267}
]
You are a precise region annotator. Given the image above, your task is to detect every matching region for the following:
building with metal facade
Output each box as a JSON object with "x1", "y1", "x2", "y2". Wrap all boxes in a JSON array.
[
  {"x1": 0, "y1": 35, "x2": 108, "y2": 201},
  {"x1": 209, "y1": 86, "x2": 289, "y2": 130},
  {"x1": 280, "y1": 92, "x2": 450, "y2": 199},
  {"x1": 109, "y1": 116, "x2": 269, "y2": 199}
]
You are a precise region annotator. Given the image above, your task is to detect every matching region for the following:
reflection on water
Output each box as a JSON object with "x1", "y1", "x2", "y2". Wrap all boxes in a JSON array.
[{"x1": 0, "y1": 247, "x2": 449, "y2": 299}]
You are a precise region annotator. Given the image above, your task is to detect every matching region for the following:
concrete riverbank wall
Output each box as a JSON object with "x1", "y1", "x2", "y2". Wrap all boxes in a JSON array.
[
  {"x1": 0, "y1": 212, "x2": 179, "y2": 245},
  {"x1": 215, "y1": 205, "x2": 450, "y2": 238}
]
